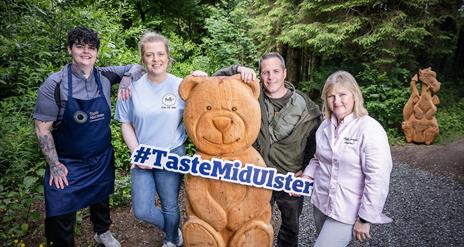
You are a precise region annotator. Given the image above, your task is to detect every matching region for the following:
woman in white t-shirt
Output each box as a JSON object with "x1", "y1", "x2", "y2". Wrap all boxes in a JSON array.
[{"x1": 115, "y1": 32, "x2": 186, "y2": 247}]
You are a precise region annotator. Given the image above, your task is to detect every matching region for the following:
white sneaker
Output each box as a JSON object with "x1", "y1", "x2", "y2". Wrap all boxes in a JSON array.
[
  {"x1": 177, "y1": 228, "x2": 183, "y2": 246},
  {"x1": 162, "y1": 242, "x2": 176, "y2": 247},
  {"x1": 161, "y1": 228, "x2": 183, "y2": 247},
  {"x1": 94, "y1": 230, "x2": 121, "y2": 247}
]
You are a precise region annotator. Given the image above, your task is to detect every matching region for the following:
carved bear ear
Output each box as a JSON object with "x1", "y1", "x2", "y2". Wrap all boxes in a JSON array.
[
  {"x1": 232, "y1": 74, "x2": 260, "y2": 99},
  {"x1": 179, "y1": 75, "x2": 203, "y2": 100}
]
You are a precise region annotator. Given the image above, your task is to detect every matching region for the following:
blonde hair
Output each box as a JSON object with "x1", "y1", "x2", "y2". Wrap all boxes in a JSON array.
[
  {"x1": 321, "y1": 70, "x2": 368, "y2": 120},
  {"x1": 138, "y1": 31, "x2": 172, "y2": 66}
]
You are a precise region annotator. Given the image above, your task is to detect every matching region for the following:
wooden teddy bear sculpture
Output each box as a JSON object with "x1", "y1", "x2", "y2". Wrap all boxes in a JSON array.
[
  {"x1": 402, "y1": 67, "x2": 441, "y2": 144},
  {"x1": 179, "y1": 75, "x2": 273, "y2": 247}
]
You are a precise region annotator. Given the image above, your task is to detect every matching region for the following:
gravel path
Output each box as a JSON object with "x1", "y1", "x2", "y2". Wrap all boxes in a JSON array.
[
  {"x1": 278, "y1": 162, "x2": 464, "y2": 246},
  {"x1": 63, "y1": 158, "x2": 464, "y2": 247}
]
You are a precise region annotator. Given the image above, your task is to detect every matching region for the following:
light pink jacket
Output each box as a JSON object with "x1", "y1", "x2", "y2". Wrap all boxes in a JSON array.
[{"x1": 303, "y1": 114, "x2": 393, "y2": 224}]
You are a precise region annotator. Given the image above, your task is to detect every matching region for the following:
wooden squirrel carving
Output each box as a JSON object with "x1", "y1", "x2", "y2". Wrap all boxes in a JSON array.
[
  {"x1": 179, "y1": 75, "x2": 273, "y2": 247},
  {"x1": 402, "y1": 67, "x2": 441, "y2": 144}
]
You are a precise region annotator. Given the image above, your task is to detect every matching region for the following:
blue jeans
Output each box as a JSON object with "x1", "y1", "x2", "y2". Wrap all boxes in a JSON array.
[{"x1": 131, "y1": 145, "x2": 185, "y2": 243}]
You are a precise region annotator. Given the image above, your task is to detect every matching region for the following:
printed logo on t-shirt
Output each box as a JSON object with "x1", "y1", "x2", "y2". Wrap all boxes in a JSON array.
[{"x1": 162, "y1": 93, "x2": 177, "y2": 109}]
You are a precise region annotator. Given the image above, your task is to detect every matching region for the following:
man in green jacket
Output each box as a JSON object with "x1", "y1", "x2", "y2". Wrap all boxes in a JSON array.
[{"x1": 211, "y1": 52, "x2": 322, "y2": 247}]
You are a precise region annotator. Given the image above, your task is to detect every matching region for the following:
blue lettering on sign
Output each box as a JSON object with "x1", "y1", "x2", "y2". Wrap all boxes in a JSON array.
[
  {"x1": 133, "y1": 147, "x2": 152, "y2": 163},
  {"x1": 130, "y1": 144, "x2": 314, "y2": 196}
]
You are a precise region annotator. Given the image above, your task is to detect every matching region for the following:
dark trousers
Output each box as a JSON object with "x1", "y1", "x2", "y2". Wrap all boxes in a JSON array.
[
  {"x1": 45, "y1": 198, "x2": 112, "y2": 247},
  {"x1": 271, "y1": 190, "x2": 304, "y2": 247}
]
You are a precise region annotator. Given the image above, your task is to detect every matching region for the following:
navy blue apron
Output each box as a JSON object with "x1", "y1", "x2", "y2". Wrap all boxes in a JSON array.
[{"x1": 44, "y1": 64, "x2": 115, "y2": 217}]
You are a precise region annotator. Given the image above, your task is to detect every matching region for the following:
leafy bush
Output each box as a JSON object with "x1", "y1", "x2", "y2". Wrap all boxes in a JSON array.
[
  {"x1": 169, "y1": 33, "x2": 211, "y2": 77},
  {"x1": 0, "y1": 0, "x2": 142, "y2": 99},
  {"x1": 0, "y1": 0, "x2": 141, "y2": 244},
  {"x1": 298, "y1": 65, "x2": 342, "y2": 104},
  {"x1": 0, "y1": 91, "x2": 45, "y2": 244},
  {"x1": 110, "y1": 96, "x2": 133, "y2": 207},
  {"x1": 436, "y1": 99, "x2": 464, "y2": 143},
  {"x1": 357, "y1": 64, "x2": 410, "y2": 131}
]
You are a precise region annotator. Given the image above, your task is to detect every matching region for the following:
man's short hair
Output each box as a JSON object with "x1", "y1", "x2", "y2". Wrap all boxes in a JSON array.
[
  {"x1": 259, "y1": 52, "x2": 286, "y2": 73},
  {"x1": 67, "y1": 26, "x2": 100, "y2": 50}
]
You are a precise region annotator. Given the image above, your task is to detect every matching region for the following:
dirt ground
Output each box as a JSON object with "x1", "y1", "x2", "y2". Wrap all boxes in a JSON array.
[
  {"x1": 24, "y1": 138, "x2": 464, "y2": 246},
  {"x1": 390, "y1": 138, "x2": 464, "y2": 182}
]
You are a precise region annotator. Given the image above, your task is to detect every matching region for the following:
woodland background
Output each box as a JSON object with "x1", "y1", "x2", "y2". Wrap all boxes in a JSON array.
[{"x1": 0, "y1": 0, "x2": 463, "y2": 245}]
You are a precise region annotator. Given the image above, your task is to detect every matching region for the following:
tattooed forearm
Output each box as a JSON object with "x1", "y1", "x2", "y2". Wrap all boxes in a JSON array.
[
  {"x1": 37, "y1": 133, "x2": 67, "y2": 177},
  {"x1": 35, "y1": 120, "x2": 68, "y2": 186},
  {"x1": 38, "y1": 134, "x2": 58, "y2": 166}
]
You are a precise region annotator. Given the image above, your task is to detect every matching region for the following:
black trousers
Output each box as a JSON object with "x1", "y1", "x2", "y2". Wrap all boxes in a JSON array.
[
  {"x1": 45, "y1": 198, "x2": 112, "y2": 247},
  {"x1": 271, "y1": 190, "x2": 304, "y2": 247}
]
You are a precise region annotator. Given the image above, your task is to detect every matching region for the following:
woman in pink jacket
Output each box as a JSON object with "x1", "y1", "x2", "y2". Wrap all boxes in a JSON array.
[{"x1": 302, "y1": 70, "x2": 392, "y2": 246}]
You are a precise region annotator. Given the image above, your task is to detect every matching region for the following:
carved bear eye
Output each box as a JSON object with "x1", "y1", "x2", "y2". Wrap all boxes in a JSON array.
[
  {"x1": 232, "y1": 107, "x2": 237, "y2": 111},
  {"x1": 206, "y1": 105, "x2": 212, "y2": 110}
]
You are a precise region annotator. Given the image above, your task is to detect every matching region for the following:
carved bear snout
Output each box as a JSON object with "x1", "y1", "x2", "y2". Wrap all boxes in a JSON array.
[{"x1": 213, "y1": 116, "x2": 232, "y2": 133}]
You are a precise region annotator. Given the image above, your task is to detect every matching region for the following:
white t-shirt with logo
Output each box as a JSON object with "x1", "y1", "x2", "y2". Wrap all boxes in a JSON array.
[{"x1": 115, "y1": 73, "x2": 186, "y2": 149}]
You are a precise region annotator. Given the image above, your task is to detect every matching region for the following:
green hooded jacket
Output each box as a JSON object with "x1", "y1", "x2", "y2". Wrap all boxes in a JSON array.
[{"x1": 213, "y1": 65, "x2": 322, "y2": 174}]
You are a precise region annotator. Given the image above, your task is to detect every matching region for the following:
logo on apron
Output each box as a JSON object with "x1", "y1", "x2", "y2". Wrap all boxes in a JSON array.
[
  {"x1": 73, "y1": 110, "x2": 88, "y2": 124},
  {"x1": 162, "y1": 93, "x2": 177, "y2": 109},
  {"x1": 89, "y1": 111, "x2": 106, "y2": 122}
]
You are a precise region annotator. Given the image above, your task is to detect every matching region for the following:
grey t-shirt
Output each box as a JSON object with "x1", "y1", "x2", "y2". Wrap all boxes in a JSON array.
[{"x1": 33, "y1": 64, "x2": 133, "y2": 122}]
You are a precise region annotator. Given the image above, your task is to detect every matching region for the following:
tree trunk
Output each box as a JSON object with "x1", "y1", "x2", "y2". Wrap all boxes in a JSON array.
[
  {"x1": 135, "y1": 1, "x2": 146, "y2": 22},
  {"x1": 301, "y1": 48, "x2": 309, "y2": 82},
  {"x1": 284, "y1": 46, "x2": 302, "y2": 85}
]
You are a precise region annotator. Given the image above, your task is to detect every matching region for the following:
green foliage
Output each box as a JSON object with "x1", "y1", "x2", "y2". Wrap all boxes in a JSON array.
[
  {"x1": 0, "y1": 91, "x2": 44, "y2": 243},
  {"x1": 300, "y1": 63, "x2": 411, "y2": 133},
  {"x1": 0, "y1": 0, "x2": 67, "y2": 98},
  {"x1": 201, "y1": 0, "x2": 261, "y2": 73},
  {"x1": 385, "y1": 98, "x2": 464, "y2": 145},
  {"x1": 118, "y1": 0, "x2": 219, "y2": 42},
  {"x1": 109, "y1": 96, "x2": 132, "y2": 207},
  {"x1": 298, "y1": 65, "x2": 341, "y2": 102},
  {"x1": 435, "y1": 99, "x2": 464, "y2": 143},
  {"x1": 0, "y1": 0, "x2": 141, "y2": 99},
  {"x1": 436, "y1": 78, "x2": 464, "y2": 108},
  {"x1": 0, "y1": 0, "x2": 141, "y2": 243},
  {"x1": 1, "y1": 0, "x2": 463, "y2": 245},
  {"x1": 169, "y1": 33, "x2": 211, "y2": 77},
  {"x1": 250, "y1": 0, "x2": 298, "y2": 52},
  {"x1": 274, "y1": 0, "x2": 459, "y2": 71},
  {"x1": 358, "y1": 64, "x2": 410, "y2": 130}
]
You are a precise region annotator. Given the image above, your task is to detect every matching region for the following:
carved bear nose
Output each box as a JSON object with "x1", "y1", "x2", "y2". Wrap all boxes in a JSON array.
[{"x1": 213, "y1": 116, "x2": 232, "y2": 132}]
